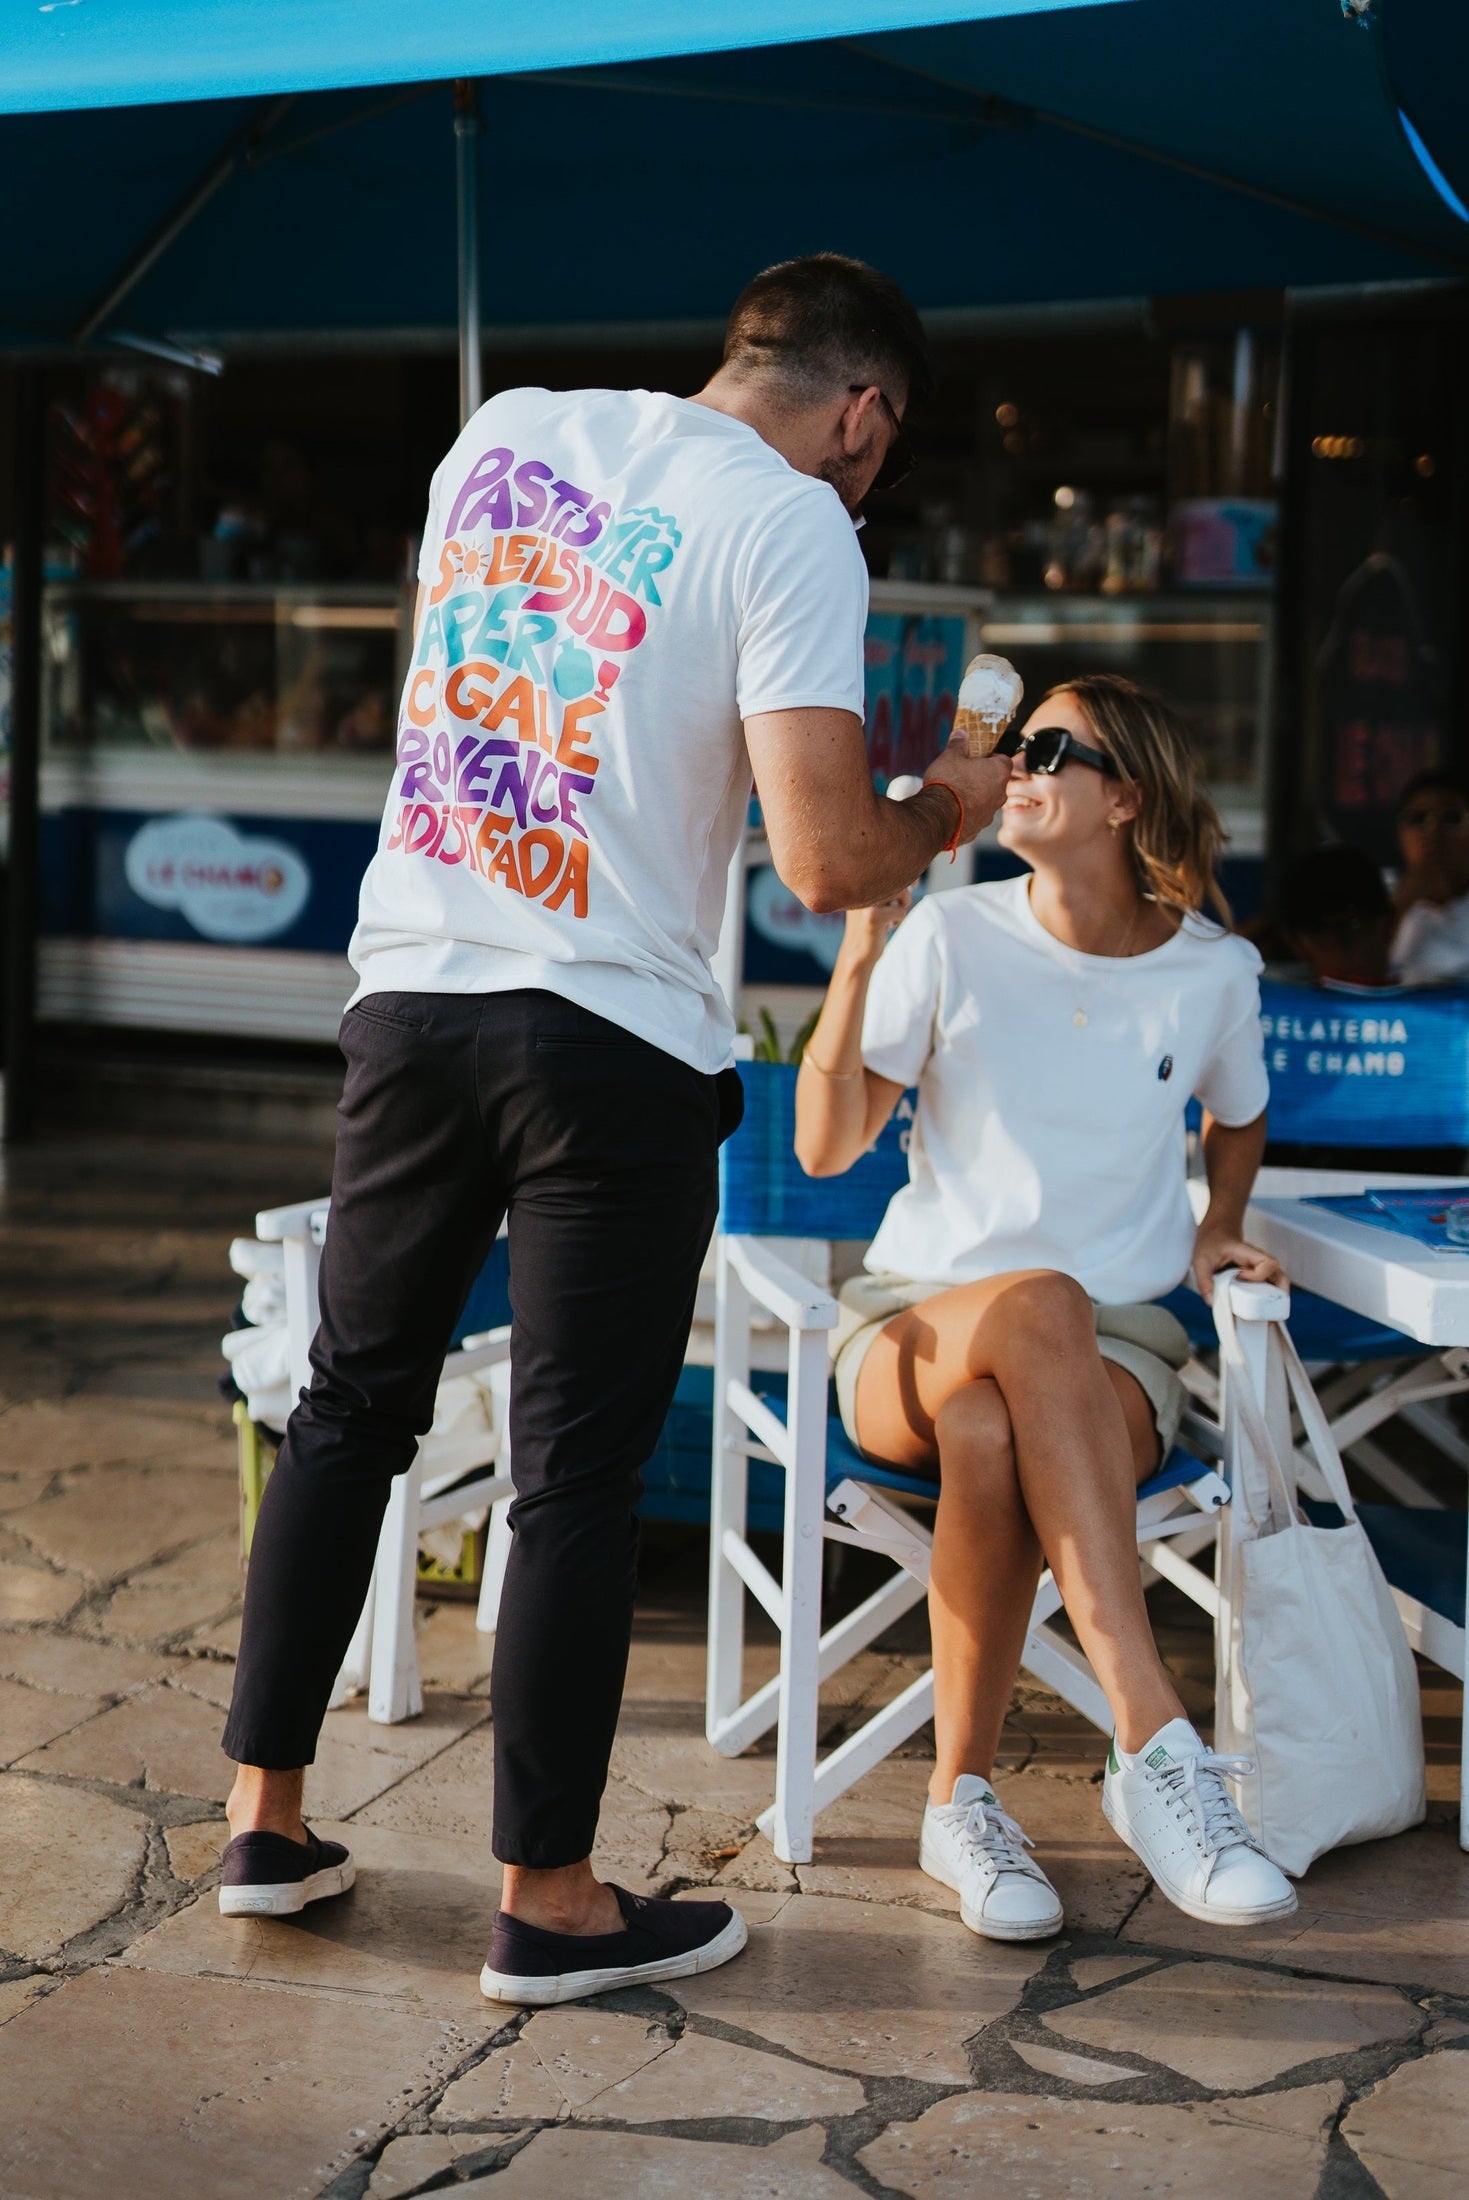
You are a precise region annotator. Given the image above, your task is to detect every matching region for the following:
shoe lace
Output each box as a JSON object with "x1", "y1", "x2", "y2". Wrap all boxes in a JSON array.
[
  {"x1": 945, "y1": 1797, "x2": 1040, "y2": 1878},
  {"x1": 1151, "y1": 1749, "x2": 1256, "y2": 1857}
]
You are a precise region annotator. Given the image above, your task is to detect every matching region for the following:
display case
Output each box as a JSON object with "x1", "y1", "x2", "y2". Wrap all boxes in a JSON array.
[
  {"x1": 39, "y1": 583, "x2": 407, "y2": 1040},
  {"x1": 977, "y1": 593, "x2": 1273, "y2": 855}
]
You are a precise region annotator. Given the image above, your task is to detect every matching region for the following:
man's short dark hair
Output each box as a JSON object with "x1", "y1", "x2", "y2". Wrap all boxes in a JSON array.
[
  {"x1": 723, "y1": 253, "x2": 932, "y2": 411},
  {"x1": 1279, "y1": 844, "x2": 1390, "y2": 938}
]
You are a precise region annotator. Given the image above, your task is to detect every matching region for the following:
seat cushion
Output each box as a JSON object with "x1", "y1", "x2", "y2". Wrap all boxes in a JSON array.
[
  {"x1": 1303, "y1": 1502, "x2": 1467, "y2": 1628},
  {"x1": 1157, "y1": 1283, "x2": 1416, "y2": 1364}
]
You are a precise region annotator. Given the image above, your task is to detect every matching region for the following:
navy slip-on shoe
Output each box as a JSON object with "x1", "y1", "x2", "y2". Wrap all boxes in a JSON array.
[
  {"x1": 480, "y1": 1883, "x2": 747, "y2": 2005},
  {"x1": 218, "y1": 1827, "x2": 355, "y2": 1917}
]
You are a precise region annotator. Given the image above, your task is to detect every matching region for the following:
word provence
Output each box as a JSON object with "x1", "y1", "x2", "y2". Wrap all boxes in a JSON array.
[{"x1": 384, "y1": 443, "x2": 683, "y2": 918}]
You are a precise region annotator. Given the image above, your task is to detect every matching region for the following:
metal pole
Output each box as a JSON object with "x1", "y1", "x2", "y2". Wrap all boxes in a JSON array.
[
  {"x1": 454, "y1": 80, "x2": 483, "y2": 426},
  {"x1": 4, "y1": 369, "x2": 45, "y2": 1144},
  {"x1": 69, "y1": 97, "x2": 295, "y2": 348}
]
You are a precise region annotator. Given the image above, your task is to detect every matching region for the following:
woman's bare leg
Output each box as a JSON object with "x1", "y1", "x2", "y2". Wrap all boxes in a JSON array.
[
  {"x1": 854, "y1": 1271, "x2": 1185, "y2": 1753},
  {"x1": 924, "y1": 1379, "x2": 1043, "y2": 1801}
]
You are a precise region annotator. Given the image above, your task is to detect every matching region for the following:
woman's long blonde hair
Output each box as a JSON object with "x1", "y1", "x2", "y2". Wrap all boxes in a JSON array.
[{"x1": 1048, "y1": 673, "x2": 1230, "y2": 924}]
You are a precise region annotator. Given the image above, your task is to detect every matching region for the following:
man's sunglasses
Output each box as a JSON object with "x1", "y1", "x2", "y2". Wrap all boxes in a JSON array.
[
  {"x1": 996, "y1": 723, "x2": 1118, "y2": 777},
  {"x1": 851, "y1": 383, "x2": 916, "y2": 491}
]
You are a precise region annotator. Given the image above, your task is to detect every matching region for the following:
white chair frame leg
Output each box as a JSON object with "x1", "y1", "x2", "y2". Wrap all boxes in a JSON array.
[{"x1": 257, "y1": 1197, "x2": 513, "y2": 1723}]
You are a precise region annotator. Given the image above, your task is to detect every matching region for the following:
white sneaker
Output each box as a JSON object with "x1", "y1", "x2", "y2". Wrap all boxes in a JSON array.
[
  {"x1": 920, "y1": 1774, "x2": 1064, "y2": 1942},
  {"x1": 1102, "y1": 1718, "x2": 1298, "y2": 1927}
]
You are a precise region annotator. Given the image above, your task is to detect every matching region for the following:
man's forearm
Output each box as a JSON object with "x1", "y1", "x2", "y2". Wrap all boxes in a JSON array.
[{"x1": 797, "y1": 784, "x2": 958, "y2": 913}]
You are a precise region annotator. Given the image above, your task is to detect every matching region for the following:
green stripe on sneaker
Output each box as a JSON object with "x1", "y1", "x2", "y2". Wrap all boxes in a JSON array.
[{"x1": 1107, "y1": 1737, "x2": 1120, "y2": 1774}]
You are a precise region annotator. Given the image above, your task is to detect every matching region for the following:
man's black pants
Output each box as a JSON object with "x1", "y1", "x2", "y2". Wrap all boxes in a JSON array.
[{"x1": 223, "y1": 988, "x2": 740, "y2": 1868}]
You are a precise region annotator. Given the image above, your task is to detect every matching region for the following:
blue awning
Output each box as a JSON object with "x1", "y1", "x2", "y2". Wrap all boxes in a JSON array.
[
  {"x1": 1, "y1": 0, "x2": 1120, "y2": 113},
  {"x1": 0, "y1": 1, "x2": 1462, "y2": 350}
]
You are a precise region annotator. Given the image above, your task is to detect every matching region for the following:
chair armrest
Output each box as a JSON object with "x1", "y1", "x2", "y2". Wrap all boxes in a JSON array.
[
  {"x1": 726, "y1": 1237, "x2": 839, "y2": 1333},
  {"x1": 451, "y1": 1327, "x2": 512, "y2": 1374},
  {"x1": 256, "y1": 1196, "x2": 330, "y2": 1243}
]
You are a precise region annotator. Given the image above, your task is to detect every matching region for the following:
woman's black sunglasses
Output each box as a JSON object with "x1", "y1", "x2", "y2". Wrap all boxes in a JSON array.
[{"x1": 998, "y1": 723, "x2": 1117, "y2": 778}]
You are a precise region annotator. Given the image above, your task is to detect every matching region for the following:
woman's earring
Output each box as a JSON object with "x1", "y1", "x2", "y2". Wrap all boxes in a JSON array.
[{"x1": 1107, "y1": 815, "x2": 1122, "y2": 831}]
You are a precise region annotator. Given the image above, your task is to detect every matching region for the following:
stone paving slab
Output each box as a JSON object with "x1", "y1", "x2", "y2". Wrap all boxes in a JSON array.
[
  {"x1": 0, "y1": 1559, "x2": 84, "y2": 1624},
  {"x1": 88, "y1": 1527, "x2": 242, "y2": 1647},
  {"x1": 460, "y1": 2122, "x2": 853, "y2": 2198},
  {"x1": 365, "y1": 2132, "x2": 503, "y2": 2197},
  {"x1": 435, "y1": 2038, "x2": 571, "y2": 2125},
  {"x1": 580, "y1": 2022, "x2": 866, "y2": 2124},
  {"x1": 0, "y1": 1963, "x2": 474, "y2": 2200},
  {"x1": 0, "y1": 1396, "x2": 234, "y2": 1478},
  {"x1": 670, "y1": 1889, "x2": 1042, "y2": 2084},
  {"x1": 120, "y1": 1820, "x2": 500, "y2": 2020},
  {"x1": 1009, "y1": 2038, "x2": 1147, "y2": 2085},
  {"x1": 15, "y1": 1678, "x2": 242, "y2": 1803},
  {"x1": 859, "y1": 2081, "x2": 1345, "y2": 2198},
  {"x1": 0, "y1": 1672, "x2": 108, "y2": 1764},
  {"x1": 0, "y1": 1624, "x2": 170, "y2": 1697},
  {"x1": 1122, "y1": 1819, "x2": 1469, "y2": 1993},
  {"x1": 6, "y1": 1466, "x2": 236, "y2": 1588},
  {"x1": 163, "y1": 1817, "x2": 230, "y2": 1882},
  {"x1": 1341, "y1": 2047, "x2": 1469, "y2": 2199},
  {"x1": 0, "y1": 1773, "x2": 149, "y2": 1960},
  {"x1": 1041, "y1": 1956, "x2": 1419, "y2": 2089}
]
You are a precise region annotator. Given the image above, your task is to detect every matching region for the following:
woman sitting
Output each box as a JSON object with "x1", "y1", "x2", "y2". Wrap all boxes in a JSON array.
[{"x1": 794, "y1": 673, "x2": 1295, "y2": 1941}]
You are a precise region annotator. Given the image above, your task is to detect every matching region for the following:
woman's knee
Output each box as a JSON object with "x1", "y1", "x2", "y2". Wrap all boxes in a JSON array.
[
  {"x1": 990, "y1": 1269, "x2": 1094, "y2": 1350},
  {"x1": 934, "y1": 1378, "x2": 1016, "y2": 1483}
]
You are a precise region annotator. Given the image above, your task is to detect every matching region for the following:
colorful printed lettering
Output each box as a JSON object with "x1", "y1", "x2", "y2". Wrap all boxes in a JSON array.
[{"x1": 391, "y1": 451, "x2": 680, "y2": 918}]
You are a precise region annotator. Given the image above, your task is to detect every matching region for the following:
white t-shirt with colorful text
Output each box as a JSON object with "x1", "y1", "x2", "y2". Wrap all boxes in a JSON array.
[
  {"x1": 349, "y1": 387, "x2": 869, "y2": 1072},
  {"x1": 859, "y1": 876, "x2": 1269, "y2": 1303}
]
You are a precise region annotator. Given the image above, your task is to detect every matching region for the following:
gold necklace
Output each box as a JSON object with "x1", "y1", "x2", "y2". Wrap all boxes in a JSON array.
[{"x1": 1028, "y1": 885, "x2": 1144, "y2": 1027}]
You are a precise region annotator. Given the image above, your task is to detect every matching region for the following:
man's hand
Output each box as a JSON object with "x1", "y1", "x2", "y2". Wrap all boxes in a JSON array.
[
  {"x1": 1191, "y1": 1222, "x2": 1287, "y2": 1305},
  {"x1": 922, "y1": 744, "x2": 1012, "y2": 842},
  {"x1": 747, "y1": 707, "x2": 1009, "y2": 913}
]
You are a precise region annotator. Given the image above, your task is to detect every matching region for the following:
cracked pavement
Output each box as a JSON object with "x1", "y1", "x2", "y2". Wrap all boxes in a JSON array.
[{"x1": 0, "y1": 1130, "x2": 1466, "y2": 2198}]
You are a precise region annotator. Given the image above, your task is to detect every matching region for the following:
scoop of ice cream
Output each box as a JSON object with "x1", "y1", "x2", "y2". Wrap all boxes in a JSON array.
[{"x1": 953, "y1": 653, "x2": 1023, "y2": 756}]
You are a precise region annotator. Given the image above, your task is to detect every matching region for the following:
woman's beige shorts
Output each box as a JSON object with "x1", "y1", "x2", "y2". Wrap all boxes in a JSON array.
[{"x1": 831, "y1": 1272, "x2": 1192, "y2": 1466}]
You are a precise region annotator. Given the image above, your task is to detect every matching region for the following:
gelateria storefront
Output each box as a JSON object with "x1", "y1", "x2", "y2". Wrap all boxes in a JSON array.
[{"x1": 35, "y1": 574, "x2": 1271, "y2": 1043}]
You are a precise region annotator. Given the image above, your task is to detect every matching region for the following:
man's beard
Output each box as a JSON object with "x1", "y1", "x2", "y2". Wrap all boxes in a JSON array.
[{"x1": 818, "y1": 438, "x2": 879, "y2": 517}]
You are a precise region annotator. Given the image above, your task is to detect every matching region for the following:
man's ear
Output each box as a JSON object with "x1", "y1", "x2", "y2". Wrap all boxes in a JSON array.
[{"x1": 841, "y1": 384, "x2": 883, "y2": 452}]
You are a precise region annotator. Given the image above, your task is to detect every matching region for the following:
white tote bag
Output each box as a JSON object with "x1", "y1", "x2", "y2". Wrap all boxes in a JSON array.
[{"x1": 1213, "y1": 1290, "x2": 1425, "y2": 1877}]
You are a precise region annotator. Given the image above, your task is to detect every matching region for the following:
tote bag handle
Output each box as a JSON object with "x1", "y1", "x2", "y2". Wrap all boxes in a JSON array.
[{"x1": 1213, "y1": 1280, "x2": 1360, "y2": 1530}]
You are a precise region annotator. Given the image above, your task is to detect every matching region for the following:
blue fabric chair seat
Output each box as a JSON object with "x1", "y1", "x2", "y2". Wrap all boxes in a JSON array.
[
  {"x1": 1303, "y1": 1502, "x2": 1467, "y2": 1628},
  {"x1": 762, "y1": 1379, "x2": 1212, "y2": 1508},
  {"x1": 1158, "y1": 1283, "x2": 1416, "y2": 1365}
]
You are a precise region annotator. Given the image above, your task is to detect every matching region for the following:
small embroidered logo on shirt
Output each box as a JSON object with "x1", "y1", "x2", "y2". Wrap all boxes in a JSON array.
[{"x1": 1157, "y1": 1055, "x2": 1174, "y2": 1081}]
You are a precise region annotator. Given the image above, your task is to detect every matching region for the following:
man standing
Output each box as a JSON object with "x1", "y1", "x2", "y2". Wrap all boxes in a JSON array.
[{"x1": 218, "y1": 254, "x2": 1010, "y2": 2002}]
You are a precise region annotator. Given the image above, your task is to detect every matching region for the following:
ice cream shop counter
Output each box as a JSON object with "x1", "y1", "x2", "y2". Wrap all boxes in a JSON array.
[
  {"x1": 38, "y1": 581, "x2": 405, "y2": 1042},
  {"x1": 37, "y1": 579, "x2": 1271, "y2": 1046}
]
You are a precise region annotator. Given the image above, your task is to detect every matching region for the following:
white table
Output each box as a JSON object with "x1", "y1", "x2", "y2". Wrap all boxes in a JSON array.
[{"x1": 1240, "y1": 1167, "x2": 1469, "y2": 1349}]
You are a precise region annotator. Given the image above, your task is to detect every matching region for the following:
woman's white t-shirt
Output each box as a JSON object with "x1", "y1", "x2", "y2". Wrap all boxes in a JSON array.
[
  {"x1": 349, "y1": 387, "x2": 868, "y2": 1074},
  {"x1": 859, "y1": 876, "x2": 1269, "y2": 1304}
]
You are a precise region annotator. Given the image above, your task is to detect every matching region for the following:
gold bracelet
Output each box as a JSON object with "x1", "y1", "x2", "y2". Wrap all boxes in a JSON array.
[{"x1": 802, "y1": 1051, "x2": 865, "y2": 1080}]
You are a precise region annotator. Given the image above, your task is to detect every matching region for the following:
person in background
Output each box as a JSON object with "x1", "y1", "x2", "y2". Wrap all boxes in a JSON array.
[
  {"x1": 794, "y1": 673, "x2": 1296, "y2": 1944},
  {"x1": 1277, "y1": 845, "x2": 1399, "y2": 991},
  {"x1": 1391, "y1": 770, "x2": 1469, "y2": 986}
]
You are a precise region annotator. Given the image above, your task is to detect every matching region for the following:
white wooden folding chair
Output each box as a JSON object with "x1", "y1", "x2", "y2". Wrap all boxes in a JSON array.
[
  {"x1": 256, "y1": 1196, "x2": 515, "y2": 1724},
  {"x1": 705, "y1": 1064, "x2": 1233, "y2": 1867}
]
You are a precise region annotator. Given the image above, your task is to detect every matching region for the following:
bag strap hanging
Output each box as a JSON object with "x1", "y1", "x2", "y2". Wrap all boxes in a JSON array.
[{"x1": 1213, "y1": 1281, "x2": 1361, "y2": 1531}]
